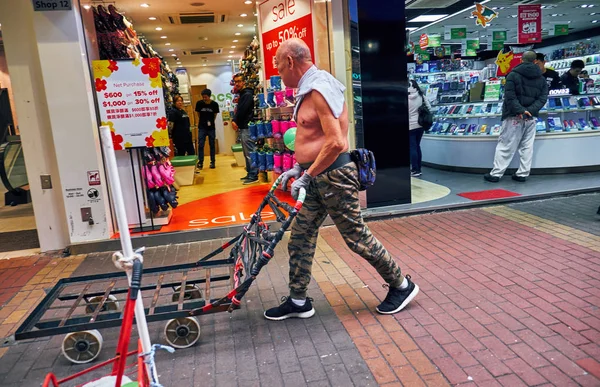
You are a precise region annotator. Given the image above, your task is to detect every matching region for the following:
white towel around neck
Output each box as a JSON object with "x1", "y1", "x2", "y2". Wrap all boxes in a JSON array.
[{"x1": 293, "y1": 66, "x2": 346, "y2": 121}]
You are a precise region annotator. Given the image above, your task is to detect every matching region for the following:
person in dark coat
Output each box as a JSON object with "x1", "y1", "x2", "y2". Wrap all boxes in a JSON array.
[
  {"x1": 231, "y1": 74, "x2": 259, "y2": 184},
  {"x1": 560, "y1": 59, "x2": 585, "y2": 95},
  {"x1": 485, "y1": 51, "x2": 548, "y2": 183},
  {"x1": 535, "y1": 53, "x2": 562, "y2": 91}
]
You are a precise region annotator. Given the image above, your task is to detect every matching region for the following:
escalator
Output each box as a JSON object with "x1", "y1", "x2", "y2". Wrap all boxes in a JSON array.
[{"x1": 0, "y1": 138, "x2": 30, "y2": 206}]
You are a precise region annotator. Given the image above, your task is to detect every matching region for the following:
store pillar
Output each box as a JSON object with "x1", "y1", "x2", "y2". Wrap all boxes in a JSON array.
[
  {"x1": 354, "y1": 0, "x2": 411, "y2": 207},
  {"x1": 32, "y1": 5, "x2": 112, "y2": 244},
  {"x1": 0, "y1": 0, "x2": 70, "y2": 251},
  {"x1": 0, "y1": 1, "x2": 112, "y2": 249}
]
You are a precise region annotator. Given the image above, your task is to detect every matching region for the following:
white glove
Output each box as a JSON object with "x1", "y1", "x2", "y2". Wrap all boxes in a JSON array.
[
  {"x1": 280, "y1": 163, "x2": 303, "y2": 192},
  {"x1": 291, "y1": 172, "x2": 313, "y2": 200}
]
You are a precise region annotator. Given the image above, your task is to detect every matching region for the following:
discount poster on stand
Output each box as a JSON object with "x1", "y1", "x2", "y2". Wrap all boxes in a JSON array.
[
  {"x1": 92, "y1": 58, "x2": 168, "y2": 150},
  {"x1": 258, "y1": 0, "x2": 315, "y2": 80}
]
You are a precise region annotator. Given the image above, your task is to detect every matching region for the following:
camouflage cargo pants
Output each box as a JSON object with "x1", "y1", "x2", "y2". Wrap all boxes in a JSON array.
[{"x1": 288, "y1": 162, "x2": 403, "y2": 299}]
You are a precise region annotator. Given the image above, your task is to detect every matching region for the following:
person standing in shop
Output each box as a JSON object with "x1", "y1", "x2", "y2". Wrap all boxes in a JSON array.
[
  {"x1": 408, "y1": 80, "x2": 430, "y2": 177},
  {"x1": 263, "y1": 38, "x2": 419, "y2": 321},
  {"x1": 560, "y1": 59, "x2": 585, "y2": 95},
  {"x1": 195, "y1": 89, "x2": 220, "y2": 169},
  {"x1": 232, "y1": 74, "x2": 259, "y2": 185},
  {"x1": 168, "y1": 95, "x2": 195, "y2": 157},
  {"x1": 535, "y1": 53, "x2": 562, "y2": 91},
  {"x1": 484, "y1": 51, "x2": 548, "y2": 183}
]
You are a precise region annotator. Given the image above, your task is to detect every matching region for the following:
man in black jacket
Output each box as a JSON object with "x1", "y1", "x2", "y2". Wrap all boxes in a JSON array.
[
  {"x1": 485, "y1": 51, "x2": 548, "y2": 183},
  {"x1": 560, "y1": 59, "x2": 585, "y2": 95},
  {"x1": 535, "y1": 53, "x2": 562, "y2": 91},
  {"x1": 232, "y1": 74, "x2": 259, "y2": 184}
]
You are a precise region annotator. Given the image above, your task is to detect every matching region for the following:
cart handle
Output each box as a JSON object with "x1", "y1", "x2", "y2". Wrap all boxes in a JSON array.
[
  {"x1": 130, "y1": 259, "x2": 143, "y2": 300},
  {"x1": 269, "y1": 174, "x2": 306, "y2": 211}
]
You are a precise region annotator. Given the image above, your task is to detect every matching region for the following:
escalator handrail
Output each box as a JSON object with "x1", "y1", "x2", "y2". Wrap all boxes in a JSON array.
[{"x1": 0, "y1": 140, "x2": 26, "y2": 194}]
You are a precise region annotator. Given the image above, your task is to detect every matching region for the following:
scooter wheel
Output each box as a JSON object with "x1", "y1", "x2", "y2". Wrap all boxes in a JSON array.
[
  {"x1": 62, "y1": 329, "x2": 103, "y2": 364},
  {"x1": 85, "y1": 295, "x2": 119, "y2": 314},
  {"x1": 172, "y1": 284, "x2": 202, "y2": 302},
  {"x1": 164, "y1": 317, "x2": 200, "y2": 349}
]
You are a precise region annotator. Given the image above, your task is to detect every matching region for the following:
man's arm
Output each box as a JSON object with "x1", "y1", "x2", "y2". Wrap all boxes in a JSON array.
[
  {"x1": 504, "y1": 75, "x2": 526, "y2": 116},
  {"x1": 305, "y1": 91, "x2": 347, "y2": 177},
  {"x1": 561, "y1": 73, "x2": 579, "y2": 95},
  {"x1": 526, "y1": 80, "x2": 549, "y2": 116},
  {"x1": 214, "y1": 102, "x2": 220, "y2": 122}
]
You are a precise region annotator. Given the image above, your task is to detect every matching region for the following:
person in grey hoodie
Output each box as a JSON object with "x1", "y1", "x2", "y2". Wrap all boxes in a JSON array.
[
  {"x1": 408, "y1": 80, "x2": 430, "y2": 177},
  {"x1": 484, "y1": 51, "x2": 548, "y2": 183}
]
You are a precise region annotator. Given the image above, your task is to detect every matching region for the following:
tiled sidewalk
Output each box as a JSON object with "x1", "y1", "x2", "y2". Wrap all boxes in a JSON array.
[{"x1": 0, "y1": 194, "x2": 599, "y2": 386}]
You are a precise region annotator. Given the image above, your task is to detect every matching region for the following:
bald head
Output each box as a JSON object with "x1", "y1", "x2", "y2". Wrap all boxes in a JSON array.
[
  {"x1": 522, "y1": 51, "x2": 537, "y2": 63},
  {"x1": 275, "y1": 38, "x2": 314, "y2": 88},
  {"x1": 277, "y1": 38, "x2": 313, "y2": 64}
]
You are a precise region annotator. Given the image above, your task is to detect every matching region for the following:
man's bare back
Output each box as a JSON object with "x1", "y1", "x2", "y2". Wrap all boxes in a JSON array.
[{"x1": 294, "y1": 91, "x2": 350, "y2": 164}]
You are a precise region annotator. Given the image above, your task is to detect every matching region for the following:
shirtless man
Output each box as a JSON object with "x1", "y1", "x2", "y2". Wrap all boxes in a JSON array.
[{"x1": 264, "y1": 38, "x2": 419, "y2": 321}]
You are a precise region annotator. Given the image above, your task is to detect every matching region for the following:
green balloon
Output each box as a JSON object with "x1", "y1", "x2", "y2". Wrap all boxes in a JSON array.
[{"x1": 283, "y1": 128, "x2": 296, "y2": 151}]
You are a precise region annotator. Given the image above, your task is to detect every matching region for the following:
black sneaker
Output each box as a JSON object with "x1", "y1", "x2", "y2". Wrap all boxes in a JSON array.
[
  {"x1": 210, "y1": 163, "x2": 216, "y2": 169},
  {"x1": 410, "y1": 171, "x2": 422, "y2": 177},
  {"x1": 484, "y1": 173, "x2": 500, "y2": 183},
  {"x1": 197, "y1": 164, "x2": 203, "y2": 170},
  {"x1": 243, "y1": 177, "x2": 259, "y2": 185},
  {"x1": 264, "y1": 297, "x2": 315, "y2": 321},
  {"x1": 239, "y1": 175, "x2": 249, "y2": 181},
  {"x1": 376, "y1": 275, "x2": 419, "y2": 315},
  {"x1": 512, "y1": 174, "x2": 527, "y2": 182}
]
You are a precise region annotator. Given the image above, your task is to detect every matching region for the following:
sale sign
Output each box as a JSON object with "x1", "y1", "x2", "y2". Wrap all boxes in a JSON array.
[
  {"x1": 517, "y1": 4, "x2": 542, "y2": 44},
  {"x1": 92, "y1": 58, "x2": 168, "y2": 149},
  {"x1": 258, "y1": 0, "x2": 315, "y2": 80}
]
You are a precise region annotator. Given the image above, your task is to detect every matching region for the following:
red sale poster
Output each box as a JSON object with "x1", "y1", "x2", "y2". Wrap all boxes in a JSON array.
[
  {"x1": 517, "y1": 4, "x2": 542, "y2": 44},
  {"x1": 258, "y1": 0, "x2": 315, "y2": 80}
]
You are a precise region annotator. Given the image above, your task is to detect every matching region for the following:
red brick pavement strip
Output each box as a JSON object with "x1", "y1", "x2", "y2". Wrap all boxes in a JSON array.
[
  {"x1": 320, "y1": 208, "x2": 600, "y2": 386},
  {"x1": 0, "y1": 256, "x2": 51, "y2": 308}
]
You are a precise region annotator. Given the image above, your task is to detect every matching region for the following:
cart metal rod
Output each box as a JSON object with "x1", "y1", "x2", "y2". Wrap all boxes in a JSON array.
[
  {"x1": 205, "y1": 269, "x2": 211, "y2": 304},
  {"x1": 149, "y1": 274, "x2": 164, "y2": 315},
  {"x1": 57, "y1": 274, "x2": 231, "y2": 301},
  {"x1": 177, "y1": 272, "x2": 188, "y2": 311},
  {"x1": 58, "y1": 283, "x2": 91, "y2": 328},
  {"x1": 18, "y1": 300, "x2": 232, "y2": 340}
]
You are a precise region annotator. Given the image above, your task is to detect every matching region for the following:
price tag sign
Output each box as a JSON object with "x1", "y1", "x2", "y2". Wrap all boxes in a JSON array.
[
  {"x1": 258, "y1": 0, "x2": 315, "y2": 80},
  {"x1": 92, "y1": 59, "x2": 168, "y2": 149},
  {"x1": 32, "y1": 0, "x2": 72, "y2": 11}
]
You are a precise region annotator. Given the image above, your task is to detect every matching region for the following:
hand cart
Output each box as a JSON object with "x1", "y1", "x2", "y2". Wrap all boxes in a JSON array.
[{"x1": 14, "y1": 126, "x2": 306, "y2": 385}]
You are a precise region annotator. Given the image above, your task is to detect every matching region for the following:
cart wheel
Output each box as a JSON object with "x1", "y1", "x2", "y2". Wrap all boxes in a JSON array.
[
  {"x1": 85, "y1": 295, "x2": 120, "y2": 314},
  {"x1": 62, "y1": 329, "x2": 103, "y2": 364},
  {"x1": 172, "y1": 285, "x2": 202, "y2": 302},
  {"x1": 164, "y1": 317, "x2": 200, "y2": 349}
]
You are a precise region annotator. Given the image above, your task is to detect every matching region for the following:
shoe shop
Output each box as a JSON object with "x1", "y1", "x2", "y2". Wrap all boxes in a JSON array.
[{"x1": 0, "y1": 0, "x2": 599, "y2": 254}]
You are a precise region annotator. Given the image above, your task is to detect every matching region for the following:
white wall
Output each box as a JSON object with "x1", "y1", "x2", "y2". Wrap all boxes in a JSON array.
[{"x1": 188, "y1": 66, "x2": 234, "y2": 153}]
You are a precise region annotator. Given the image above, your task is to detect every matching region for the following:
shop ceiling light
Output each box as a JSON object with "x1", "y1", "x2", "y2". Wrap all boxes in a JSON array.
[
  {"x1": 160, "y1": 36, "x2": 167, "y2": 38},
  {"x1": 228, "y1": 55, "x2": 233, "y2": 58},
  {"x1": 165, "y1": 43, "x2": 171, "y2": 45},
  {"x1": 149, "y1": 17, "x2": 157, "y2": 20},
  {"x1": 411, "y1": 0, "x2": 490, "y2": 34},
  {"x1": 593, "y1": 20, "x2": 599, "y2": 23},
  {"x1": 140, "y1": 3, "x2": 150, "y2": 7},
  {"x1": 235, "y1": 32, "x2": 241, "y2": 35},
  {"x1": 83, "y1": 5, "x2": 91, "y2": 9},
  {"x1": 155, "y1": 27, "x2": 163, "y2": 31},
  {"x1": 171, "y1": 54, "x2": 176, "y2": 56},
  {"x1": 244, "y1": 0, "x2": 252, "y2": 4},
  {"x1": 591, "y1": 12, "x2": 598, "y2": 15},
  {"x1": 408, "y1": 14, "x2": 448, "y2": 23},
  {"x1": 169, "y1": 49, "x2": 174, "y2": 52},
  {"x1": 233, "y1": 40, "x2": 239, "y2": 42},
  {"x1": 229, "y1": 51, "x2": 234, "y2": 53},
  {"x1": 237, "y1": 24, "x2": 244, "y2": 27},
  {"x1": 240, "y1": 13, "x2": 247, "y2": 17},
  {"x1": 203, "y1": 64, "x2": 207, "y2": 66},
  {"x1": 231, "y1": 45, "x2": 236, "y2": 48}
]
